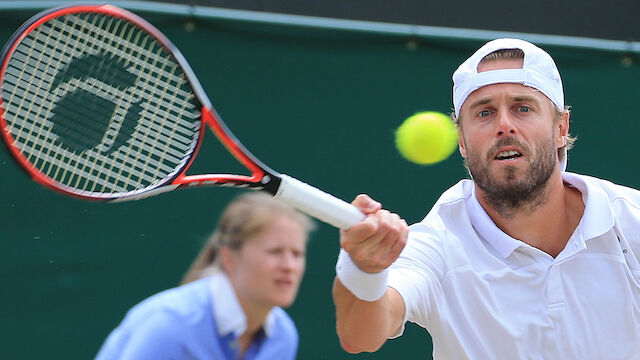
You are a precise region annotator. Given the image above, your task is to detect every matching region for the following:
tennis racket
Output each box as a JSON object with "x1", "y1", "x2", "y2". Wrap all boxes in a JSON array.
[{"x1": 0, "y1": 4, "x2": 364, "y2": 230}]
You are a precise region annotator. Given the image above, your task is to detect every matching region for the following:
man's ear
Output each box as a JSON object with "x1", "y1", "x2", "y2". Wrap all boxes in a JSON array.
[
  {"x1": 556, "y1": 110, "x2": 570, "y2": 148},
  {"x1": 458, "y1": 129, "x2": 467, "y2": 159}
]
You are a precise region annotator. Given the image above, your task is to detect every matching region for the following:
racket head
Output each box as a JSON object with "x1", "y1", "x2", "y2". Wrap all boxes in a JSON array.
[{"x1": 0, "y1": 4, "x2": 277, "y2": 201}]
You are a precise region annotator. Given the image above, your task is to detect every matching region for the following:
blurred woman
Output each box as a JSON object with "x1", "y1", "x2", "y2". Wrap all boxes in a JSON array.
[{"x1": 96, "y1": 192, "x2": 314, "y2": 360}]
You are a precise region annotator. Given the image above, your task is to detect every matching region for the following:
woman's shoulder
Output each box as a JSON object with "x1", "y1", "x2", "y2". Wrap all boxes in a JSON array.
[
  {"x1": 269, "y1": 307, "x2": 297, "y2": 335},
  {"x1": 125, "y1": 277, "x2": 212, "y2": 325}
]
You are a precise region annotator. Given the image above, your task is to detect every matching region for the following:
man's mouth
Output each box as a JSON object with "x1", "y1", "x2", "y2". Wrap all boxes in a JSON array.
[{"x1": 494, "y1": 150, "x2": 523, "y2": 160}]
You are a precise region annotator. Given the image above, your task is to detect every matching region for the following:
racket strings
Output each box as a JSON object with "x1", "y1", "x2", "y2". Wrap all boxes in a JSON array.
[
  {"x1": 1, "y1": 11, "x2": 201, "y2": 197},
  {"x1": 53, "y1": 14, "x2": 192, "y2": 191}
]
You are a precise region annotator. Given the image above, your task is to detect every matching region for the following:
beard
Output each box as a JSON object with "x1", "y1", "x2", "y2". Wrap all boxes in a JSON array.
[{"x1": 465, "y1": 135, "x2": 557, "y2": 216}]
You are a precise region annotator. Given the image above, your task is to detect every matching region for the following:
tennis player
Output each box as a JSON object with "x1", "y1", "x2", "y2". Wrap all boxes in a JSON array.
[
  {"x1": 96, "y1": 192, "x2": 314, "y2": 360},
  {"x1": 333, "y1": 38, "x2": 640, "y2": 359}
]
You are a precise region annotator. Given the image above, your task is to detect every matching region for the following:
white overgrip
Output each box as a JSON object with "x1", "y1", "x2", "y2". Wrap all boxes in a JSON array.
[{"x1": 274, "y1": 174, "x2": 365, "y2": 229}]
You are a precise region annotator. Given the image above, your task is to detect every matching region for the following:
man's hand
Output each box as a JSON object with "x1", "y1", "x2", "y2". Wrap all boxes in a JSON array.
[{"x1": 340, "y1": 194, "x2": 408, "y2": 273}]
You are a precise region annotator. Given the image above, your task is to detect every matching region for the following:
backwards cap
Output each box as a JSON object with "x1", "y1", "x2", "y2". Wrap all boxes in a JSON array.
[
  {"x1": 452, "y1": 38, "x2": 567, "y2": 171},
  {"x1": 452, "y1": 38, "x2": 564, "y2": 118}
]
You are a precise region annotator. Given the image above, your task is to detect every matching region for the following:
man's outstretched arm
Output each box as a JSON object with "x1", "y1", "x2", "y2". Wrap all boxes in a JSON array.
[{"x1": 332, "y1": 194, "x2": 408, "y2": 353}]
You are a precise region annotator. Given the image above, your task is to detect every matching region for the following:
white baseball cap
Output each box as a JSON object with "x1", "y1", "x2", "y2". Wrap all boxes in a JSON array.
[
  {"x1": 452, "y1": 38, "x2": 567, "y2": 170},
  {"x1": 452, "y1": 38, "x2": 564, "y2": 118}
]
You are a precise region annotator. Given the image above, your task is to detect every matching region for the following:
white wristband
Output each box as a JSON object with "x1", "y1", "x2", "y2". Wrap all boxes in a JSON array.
[{"x1": 335, "y1": 249, "x2": 388, "y2": 302}]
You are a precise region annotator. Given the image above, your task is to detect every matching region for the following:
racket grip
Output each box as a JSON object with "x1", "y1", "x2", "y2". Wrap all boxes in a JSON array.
[{"x1": 275, "y1": 174, "x2": 365, "y2": 230}]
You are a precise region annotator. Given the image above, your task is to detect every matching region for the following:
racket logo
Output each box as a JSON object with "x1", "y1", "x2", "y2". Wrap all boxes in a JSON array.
[{"x1": 49, "y1": 53, "x2": 142, "y2": 155}]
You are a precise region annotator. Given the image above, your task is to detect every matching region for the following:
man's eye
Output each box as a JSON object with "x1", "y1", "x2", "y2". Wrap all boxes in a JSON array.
[
  {"x1": 518, "y1": 106, "x2": 530, "y2": 112},
  {"x1": 479, "y1": 110, "x2": 490, "y2": 117}
]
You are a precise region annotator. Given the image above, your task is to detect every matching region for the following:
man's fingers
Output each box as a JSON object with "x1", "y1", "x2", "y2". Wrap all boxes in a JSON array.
[
  {"x1": 365, "y1": 214, "x2": 407, "y2": 266},
  {"x1": 341, "y1": 215, "x2": 379, "y2": 250},
  {"x1": 352, "y1": 194, "x2": 382, "y2": 214},
  {"x1": 341, "y1": 208, "x2": 408, "y2": 273}
]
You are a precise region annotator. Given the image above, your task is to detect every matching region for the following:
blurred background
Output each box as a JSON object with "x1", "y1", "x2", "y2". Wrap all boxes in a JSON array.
[{"x1": 1, "y1": 0, "x2": 639, "y2": 359}]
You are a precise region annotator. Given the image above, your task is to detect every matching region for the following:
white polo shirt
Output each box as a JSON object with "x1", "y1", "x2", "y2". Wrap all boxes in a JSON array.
[{"x1": 388, "y1": 172, "x2": 640, "y2": 359}]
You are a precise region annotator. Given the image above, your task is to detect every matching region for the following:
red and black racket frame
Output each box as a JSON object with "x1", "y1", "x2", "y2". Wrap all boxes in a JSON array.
[{"x1": 0, "y1": 3, "x2": 283, "y2": 201}]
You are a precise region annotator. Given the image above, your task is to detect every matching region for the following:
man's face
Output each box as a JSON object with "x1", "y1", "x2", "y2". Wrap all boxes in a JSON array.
[{"x1": 457, "y1": 58, "x2": 567, "y2": 210}]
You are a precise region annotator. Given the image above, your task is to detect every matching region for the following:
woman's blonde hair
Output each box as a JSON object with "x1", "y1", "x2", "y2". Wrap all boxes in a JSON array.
[{"x1": 181, "y1": 192, "x2": 314, "y2": 285}]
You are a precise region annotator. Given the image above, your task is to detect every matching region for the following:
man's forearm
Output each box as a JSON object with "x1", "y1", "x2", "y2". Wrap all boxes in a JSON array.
[{"x1": 333, "y1": 278, "x2": 404, "y2": 354}]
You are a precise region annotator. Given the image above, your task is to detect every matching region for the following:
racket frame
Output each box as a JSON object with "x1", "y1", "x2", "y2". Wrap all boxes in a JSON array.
[
  {"x1": 0, "y1": 4, "x2": 282, "y2": 200},
  {"x1": 0, "y1": 4, "x2": 365, "y2": 229}
]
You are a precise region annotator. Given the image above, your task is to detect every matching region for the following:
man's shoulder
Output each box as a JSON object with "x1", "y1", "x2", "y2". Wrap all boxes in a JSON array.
[
  {"x1": 573, "y1": 173, "x2": 640, "y2": 206},
  {"x1": 436, "y1": 179, "x2": 473, "y2": 206},
  {"x1": 406, "y1": 179, "x2": 475, "y2": 251},
  {"x1": 418, "y1": 179, "x2": 473, "y2": 228}
]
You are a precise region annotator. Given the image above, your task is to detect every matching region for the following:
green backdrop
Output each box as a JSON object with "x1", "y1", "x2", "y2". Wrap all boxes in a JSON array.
[{"x1": 1, "y1": 4, "x2": 639, "y2": 360}]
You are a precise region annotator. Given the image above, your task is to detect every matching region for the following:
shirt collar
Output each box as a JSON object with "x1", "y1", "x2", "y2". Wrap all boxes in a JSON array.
[
  {"x1": 466, "y1": 172, "x2": 614, "y2": 258},
  {"x1": 466, "y1": 184, "x2": 520, "y2": 258},
  {"x1": 209, "y1": 272, "x2": 277, "y2": 338},
  {"x1": 560, "y1": 172, "x2": 614, "y2": 239}
]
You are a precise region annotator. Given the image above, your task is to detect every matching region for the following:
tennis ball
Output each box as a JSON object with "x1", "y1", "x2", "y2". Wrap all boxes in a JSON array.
[{"x1": 395, "y1": 111, "x2": 458, "y2": 165}]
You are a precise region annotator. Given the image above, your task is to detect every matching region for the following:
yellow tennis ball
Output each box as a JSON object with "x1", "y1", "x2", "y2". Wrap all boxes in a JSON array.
[{"x1": 395, "y1": 111, "x2": 458, "y2": 165}]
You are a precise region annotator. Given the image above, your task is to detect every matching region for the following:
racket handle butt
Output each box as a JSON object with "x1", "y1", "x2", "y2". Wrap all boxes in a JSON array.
[{"x1": 275, "y1": 174, "x2": 365, "y2": 230}]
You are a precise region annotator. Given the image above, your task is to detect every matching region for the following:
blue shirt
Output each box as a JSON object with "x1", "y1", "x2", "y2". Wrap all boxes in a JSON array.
[{"x1": 95, "y1": 273, "x2": 298, "y2": 360}]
